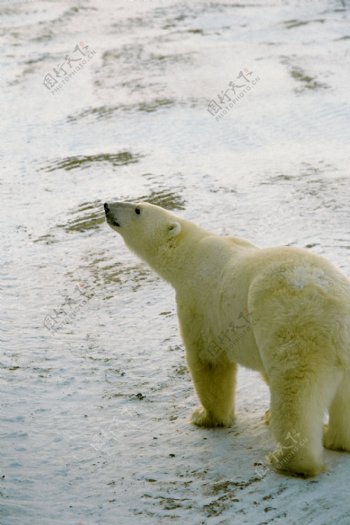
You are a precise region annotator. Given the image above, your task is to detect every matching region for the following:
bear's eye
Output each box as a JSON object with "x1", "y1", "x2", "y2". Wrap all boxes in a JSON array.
[{"x1": 135, "y1": 207, "x2": 141, "y2": 215}]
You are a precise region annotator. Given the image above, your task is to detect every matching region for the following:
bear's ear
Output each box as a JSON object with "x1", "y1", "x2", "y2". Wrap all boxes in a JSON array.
[{"x1": 167, "y1": 221, "x2": 181, "y2": 237}]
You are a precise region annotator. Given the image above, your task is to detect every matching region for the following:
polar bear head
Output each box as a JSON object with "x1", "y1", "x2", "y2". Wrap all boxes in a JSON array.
[{"x1": 104, "y1": 201, "x2": 183, "y2": 264}]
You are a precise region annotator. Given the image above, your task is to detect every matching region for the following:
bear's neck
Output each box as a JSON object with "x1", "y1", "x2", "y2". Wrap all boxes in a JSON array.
[{"x1": 147, "y1": 221, "x2": 211, "y2": 287}]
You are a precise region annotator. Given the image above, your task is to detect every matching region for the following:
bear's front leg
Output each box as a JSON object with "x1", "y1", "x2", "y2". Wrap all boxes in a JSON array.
[{"x1": 186, "y1": 351, "x2": 237, "y2": 428}]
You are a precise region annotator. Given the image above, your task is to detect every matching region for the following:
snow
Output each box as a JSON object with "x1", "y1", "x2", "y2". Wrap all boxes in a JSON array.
[{"x1": 1, "y1": 0, "x2": 350, "y2": 522}]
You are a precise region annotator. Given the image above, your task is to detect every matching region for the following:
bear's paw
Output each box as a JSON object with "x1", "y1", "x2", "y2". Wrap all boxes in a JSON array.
[
  {"x1": 267, "y1": 446, "x2": 324, "y2": 477},
  {"x1": 191, "y1": 406, "x2": 234, "y2": 428},
  {"x1": 323, "y1": 426, "x2": 350, "y2": 452}
]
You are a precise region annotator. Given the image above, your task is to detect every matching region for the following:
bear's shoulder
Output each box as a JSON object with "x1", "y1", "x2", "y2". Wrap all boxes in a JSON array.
[{"x1": 226, "y1": 235, "x2": 258, "y2": 250}]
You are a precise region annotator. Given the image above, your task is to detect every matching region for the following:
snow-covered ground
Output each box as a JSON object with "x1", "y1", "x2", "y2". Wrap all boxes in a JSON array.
[{"x1": 1, "y1": 0, "x2": 350, "y2": 523}]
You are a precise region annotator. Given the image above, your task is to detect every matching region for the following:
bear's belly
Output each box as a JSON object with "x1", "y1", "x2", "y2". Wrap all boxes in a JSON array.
[
  {"x1": 206, "y1": 325, "x2": 264, "y2": 371},
  {"x1": 223, "y1": 330, "x2": 263, "y2": 371}
]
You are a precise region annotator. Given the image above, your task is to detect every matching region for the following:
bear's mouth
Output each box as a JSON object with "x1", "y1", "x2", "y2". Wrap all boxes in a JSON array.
[{"x1": 107, "y1": 216, "x2": 120, "y2": 228}]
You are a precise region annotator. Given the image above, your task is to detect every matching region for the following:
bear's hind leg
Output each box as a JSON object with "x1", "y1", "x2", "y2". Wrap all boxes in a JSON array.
[
  {"x1": 187, "y1": 354, "x2": 236, "y2": 428},
  {"x1": 260, "y1": 372, "x2": 271, "y2": 424},
  {"x1": 268, "y1": 367, "x2": 340, "y2": 477},
  {"x1": 324, "y1": 370, "x2": 350, "y2": 452}
]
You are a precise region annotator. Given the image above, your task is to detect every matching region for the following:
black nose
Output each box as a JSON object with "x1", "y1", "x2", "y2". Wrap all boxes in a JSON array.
[{"x1": 104, "y1": 202, "x2": 110, "y2": 213}]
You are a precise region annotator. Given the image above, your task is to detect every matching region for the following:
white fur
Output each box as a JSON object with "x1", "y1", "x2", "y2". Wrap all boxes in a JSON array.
[{"x1": 105, "y1": 201, "x2": 350, "y2": 476}]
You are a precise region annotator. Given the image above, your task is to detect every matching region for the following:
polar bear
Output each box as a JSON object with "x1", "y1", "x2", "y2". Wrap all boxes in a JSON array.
[{"x1": 104, "y1": 201, "x2": 350, "y2": 476}]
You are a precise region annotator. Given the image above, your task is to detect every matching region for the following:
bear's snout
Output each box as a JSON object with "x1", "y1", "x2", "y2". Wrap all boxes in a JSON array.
[{"x1": 104, "y1": 202, "x2": 121, "y2": 228}]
